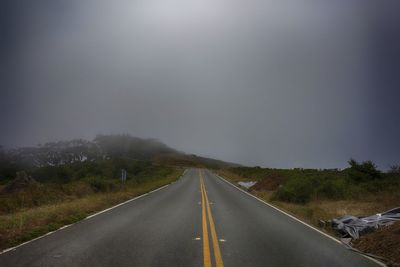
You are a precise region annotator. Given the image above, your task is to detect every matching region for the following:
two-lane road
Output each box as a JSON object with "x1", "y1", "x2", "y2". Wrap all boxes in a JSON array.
[{"x1": 0, "y1": 169, "x2": 381, "y2": 266}]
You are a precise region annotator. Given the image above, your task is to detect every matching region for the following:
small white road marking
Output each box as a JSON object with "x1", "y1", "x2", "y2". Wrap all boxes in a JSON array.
[
  {"x1": 219, "y1": 239, "x2": 226, "y2": 242},
  {"x1": 194, "y1": 237, "x2": 201, "y2": 241}
]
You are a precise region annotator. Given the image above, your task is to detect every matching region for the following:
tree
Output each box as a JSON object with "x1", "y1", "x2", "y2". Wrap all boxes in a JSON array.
[
  {"x1": 389, "y1": 165, "x2": 400, "y2": 174},
  {"x1": 347, "y1": 158, "x2": 381, "y2": 182}
]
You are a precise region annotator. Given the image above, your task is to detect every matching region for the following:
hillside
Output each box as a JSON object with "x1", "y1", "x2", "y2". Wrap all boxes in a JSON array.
[{"x1": 0, "y1": 135, "x2": 236, "y2": 183}]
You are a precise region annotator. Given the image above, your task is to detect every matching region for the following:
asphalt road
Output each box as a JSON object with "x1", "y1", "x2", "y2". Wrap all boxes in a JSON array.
[{"x1": 0, "y1": 169, "x2": 381, "y2": 267}]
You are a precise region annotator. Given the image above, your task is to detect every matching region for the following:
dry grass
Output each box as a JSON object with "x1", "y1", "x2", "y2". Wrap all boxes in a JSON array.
[
  {"x1": 269, "y1": 198, "x2": 393, "y2": 226},
  {"x1": 218, "y1": 169, "x2": 255, "y2": 183},
  {"x1": 0, "y1": 170, "x2": 181, "y2": 250},
  {"x1": 251, "y1": 190, "x2": 371, "y2": 226}
]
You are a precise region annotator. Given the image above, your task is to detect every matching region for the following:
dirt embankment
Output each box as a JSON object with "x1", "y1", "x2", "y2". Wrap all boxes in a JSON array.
[{"x1": 353, "y1": 222, "x2": 400, "y2": 267}]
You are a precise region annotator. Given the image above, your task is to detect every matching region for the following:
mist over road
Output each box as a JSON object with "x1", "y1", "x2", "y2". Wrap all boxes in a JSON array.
[{"x1": 0, "y1": 169, "x2": 380, "y2": 266}]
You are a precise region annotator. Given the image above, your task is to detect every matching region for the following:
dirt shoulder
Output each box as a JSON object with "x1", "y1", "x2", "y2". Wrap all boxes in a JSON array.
[{"x1": 353, "y1": 222, "x2": 400, "y2": 267}]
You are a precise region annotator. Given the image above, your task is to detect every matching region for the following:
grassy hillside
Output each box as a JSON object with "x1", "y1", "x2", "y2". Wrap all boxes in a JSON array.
[
  {"x1": 222, "y1": 160, "x2": 400, "y2": 201},
  {"x1": 0, "y1": 135, "x2": 235, "y2": 184}
]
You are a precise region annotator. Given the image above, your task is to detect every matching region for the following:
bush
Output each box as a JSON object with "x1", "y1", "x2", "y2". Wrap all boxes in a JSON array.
[
  {"x1": 347, "y1": 159, "x2": 381, "y2": 183},
  {"x1": 389, "y1": 165, "x2": 400, "y2": 174},
  {"x1": 315, "y1": 178, "x2": 347, "y2": 199},
  {"x1": 31, "y1": 166, "x2": 74, "y2": 183},
  {"x1": 272, "y1": 175, "x2": 349, "y2": 204},
  {"x1": 273, "y1": 176, "x2": 314, "y2": 204},
  {"x1": 86, "y1": 177, "x2": 117, "y2": 192}
]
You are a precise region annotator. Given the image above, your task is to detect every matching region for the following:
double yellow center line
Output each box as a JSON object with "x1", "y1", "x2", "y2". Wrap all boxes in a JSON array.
[{"x1": 200, "y1": 170, "x2": 224, "y2": 267}]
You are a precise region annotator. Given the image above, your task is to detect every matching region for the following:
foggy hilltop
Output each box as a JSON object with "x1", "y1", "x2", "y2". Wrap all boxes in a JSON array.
[{"x1": 0, "y1": 135, "x2": 238, "y2": 174}]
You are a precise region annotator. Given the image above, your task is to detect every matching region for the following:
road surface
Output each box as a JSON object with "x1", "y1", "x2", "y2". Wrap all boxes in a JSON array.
[{"x1": 0, "y1": 169, "x2": 381, "y2": 266}]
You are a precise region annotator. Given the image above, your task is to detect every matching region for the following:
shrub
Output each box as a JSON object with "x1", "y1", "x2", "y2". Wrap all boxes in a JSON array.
[
  {"x1": 347, "y1": 159, "x2": 381, "y2": 183},
  {"x1": 272, "y1": 175, "x2": 350, "y2": 204},
  {"x1": 272, "y1": 176, "x2": 314, "y2": 204},
  {"x1": 389, "y1": 165, "x2": 400, "y2": 174},
  {"x1": 31, "y1": 166, "x2": 74, "y2": 183},
  {"x1": 86, "y1": 177, "x2": 117, "y2": 192},
  {"x1": 316, "y1": 179, "x2": 342, "y2": 199}
]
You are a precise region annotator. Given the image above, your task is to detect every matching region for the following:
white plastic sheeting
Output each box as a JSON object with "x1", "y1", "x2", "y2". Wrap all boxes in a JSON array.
[
  {"x1": 331, "y1": 207, "x2": 400, "y2": 239},
  {"x1": 237, "y1": 181, "x2": 257, "y2": 189}
]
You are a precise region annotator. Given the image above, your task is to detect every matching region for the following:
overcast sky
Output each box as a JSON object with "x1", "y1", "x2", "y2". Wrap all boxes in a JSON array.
[{"x1": 1, "y1": 0, "x2": 399, "y2": 169}]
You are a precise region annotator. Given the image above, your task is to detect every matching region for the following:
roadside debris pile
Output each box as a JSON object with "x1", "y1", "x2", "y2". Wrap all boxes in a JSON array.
[
  {"x1": 329, "y1": 207, "x2": 400, "y2": 240},
  {"x1": 249, "y1": 174, "x2": 287, "y2": 191},
  {"x1": 237, "y1": 174, "x2": 287, "y2": 191},
  {"x1": 238, "y1": 181, "x2": 257, "y2": 189}
]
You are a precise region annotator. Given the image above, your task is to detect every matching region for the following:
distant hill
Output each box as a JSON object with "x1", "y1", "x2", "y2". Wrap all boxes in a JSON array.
[
  {"x1": 0, "y1": 135, "x2": 237, "y2": 178},
  {"x1": 153, "y1": 153, "x2": 240, "y2": 169}
]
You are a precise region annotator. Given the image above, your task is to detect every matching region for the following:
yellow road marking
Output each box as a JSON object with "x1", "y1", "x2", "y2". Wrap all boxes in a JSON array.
[
  {"x1": 200, "y1": 173, "x2": 212, "y2": 267},
  {"x1": 200, "y1": 170, "x2": 224, "y2": 267}
]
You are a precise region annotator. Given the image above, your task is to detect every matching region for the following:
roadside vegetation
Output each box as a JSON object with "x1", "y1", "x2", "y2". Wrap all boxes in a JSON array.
[
  {"x1": 0, "y1": 159, "x2": 181, "y2": 250},
  {"x1": 0, "y1": 135, "x2": 193, "y2": 250},
  {"x1": 219, "y1": 160, "x2": 400, "y2": 266},
  {"x1": 220, "y1": 160, "x2": 400, "y2": 215},
  {"x1": 0, "y1": 159, "x2": 176, "y2": 214}
]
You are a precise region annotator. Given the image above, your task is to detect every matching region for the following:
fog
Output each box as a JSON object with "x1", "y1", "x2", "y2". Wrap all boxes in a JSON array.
[{"x1": 1, "y1": 0, "x2": 399, "y2": 169}]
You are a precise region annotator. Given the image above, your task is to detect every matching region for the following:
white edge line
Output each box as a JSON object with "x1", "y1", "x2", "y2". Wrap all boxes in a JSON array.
[
  {"x1": 0, "y1": 171, "x2": 184, "y2": 256},
  {"x1": 84, "y1": 183, "x2": 170, "y2": 220},
  {"x1": 212, "y1": 172, "x2": 386, "y2": 267}
]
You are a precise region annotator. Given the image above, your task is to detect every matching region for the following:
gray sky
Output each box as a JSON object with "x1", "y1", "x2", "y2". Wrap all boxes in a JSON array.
[{"x1": 1, "y1": 0, "x2": 399, "y2": 169}]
